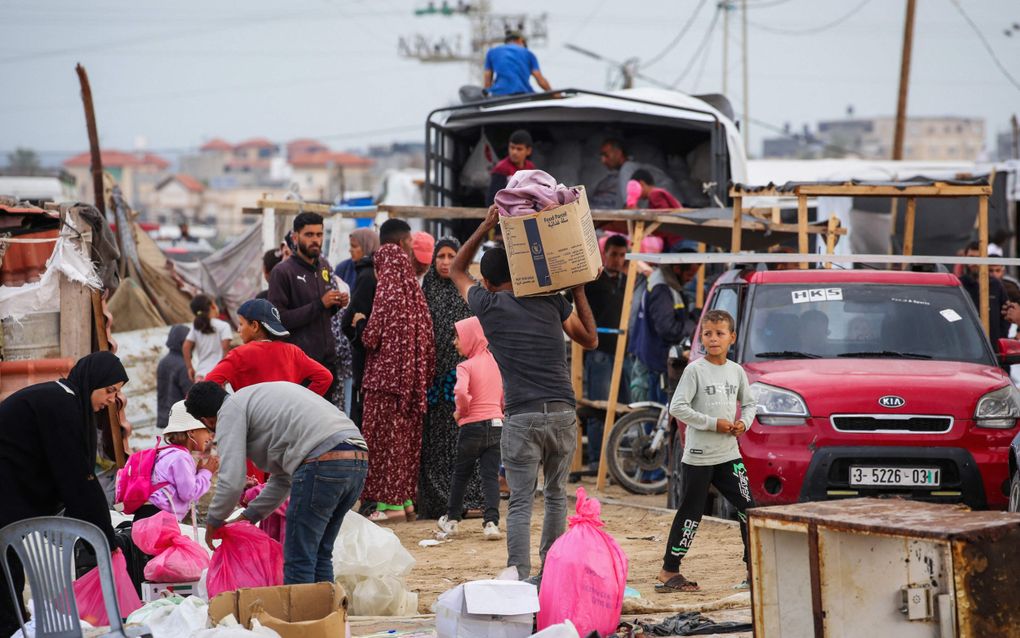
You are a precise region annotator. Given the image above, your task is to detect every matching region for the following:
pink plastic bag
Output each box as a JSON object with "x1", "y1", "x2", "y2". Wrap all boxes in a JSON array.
[
  {"x1": 72, "y1": 548, "x2": 142, "y2": 626},
  {"x1": 537, "y1": 487, "x2": 628, "y2": 636},
  {"x1": 206, "y1": 521, "x2": 284, "y2": 599},
  {"x1": 132, "y1": 511, "x2": 210, "y2": 582},
  {"x1": 241, "y1": 484, "x2": 288, "y2": 545}
]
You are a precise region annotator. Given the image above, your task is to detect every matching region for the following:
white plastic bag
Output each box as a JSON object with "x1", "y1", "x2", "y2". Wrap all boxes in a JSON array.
[
  {"x1": 333, "y1": 511, "x2": 416, "y2": 615},
  {"x1": 458, "y1": 131, "x2": 498, "y2": 189},
  {"x1": 125, "y1": 595, "x2": 208, "y2": 638},
  {"x1": 191, "y1": 618, "x2": 281, "y2": 637},
  {"x1": 9, "y1": 601, "x2": 93, "y2": 638}
]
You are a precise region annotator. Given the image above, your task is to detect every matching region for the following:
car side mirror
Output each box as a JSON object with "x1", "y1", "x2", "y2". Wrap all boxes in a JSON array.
[{"x1": 997, "y1": 338, "x2": 1020, "y2": 367}]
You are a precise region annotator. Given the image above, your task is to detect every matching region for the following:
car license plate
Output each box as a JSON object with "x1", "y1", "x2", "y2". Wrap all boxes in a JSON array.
[{"x1": 849, "y1": 466, "x2": 940, "y2": 487}]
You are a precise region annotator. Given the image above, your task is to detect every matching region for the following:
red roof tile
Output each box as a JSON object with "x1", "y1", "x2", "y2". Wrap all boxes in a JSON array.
[
  {"x1": 234, "y1": 137, "x2": 278, "y2": 150},
  {"x1": 63, "y1": 150, "x2": 170, "y2": 170},
  {"x1": 200, "y1": 138, "x2": 233, "y2": 152},
  {"x1": 290, "y1": 151, "x2": 374, "y2": 168},
  {"x1": 174, "y1": 174, "x2": 204, "y2": 193}
]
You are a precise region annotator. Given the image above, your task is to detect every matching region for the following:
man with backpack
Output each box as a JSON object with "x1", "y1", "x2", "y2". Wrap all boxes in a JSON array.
[{"x1": 185, "y1": 380, "x2": 368, "y2": 584}]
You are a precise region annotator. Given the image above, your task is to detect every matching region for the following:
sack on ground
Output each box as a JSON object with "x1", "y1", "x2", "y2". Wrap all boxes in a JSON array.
[
  {"x1": 332, "y1": 511, "x2": 416, "y2": 616},
  {"x1": 126, "y1": 595, "x2": 208, "y2": 638},
  {"x1": 132, "y1": 511, "x2": 210, "y2": 583},
  {"x1": 207, "y1": 522, "x2": 283, "y2": 599},
  {"x1": 536, "y1": 487, "x2": 628, "y2": 636},
  {"x1": 72, "y1": 548, "x2": 143, "y2": 625}
]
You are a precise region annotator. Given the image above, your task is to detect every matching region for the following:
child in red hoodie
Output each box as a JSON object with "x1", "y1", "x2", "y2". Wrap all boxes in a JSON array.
[{"x1": 438, "y1": 316, "x2": 505, "y2": 540}]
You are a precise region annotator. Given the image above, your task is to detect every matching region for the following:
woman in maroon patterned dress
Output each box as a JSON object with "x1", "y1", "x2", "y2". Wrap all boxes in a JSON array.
[{"x1": 360, "y1": 242, "x2": 435, "y2": 522}]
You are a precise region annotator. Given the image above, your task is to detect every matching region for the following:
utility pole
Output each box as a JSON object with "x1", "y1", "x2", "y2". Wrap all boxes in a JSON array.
[
  {"x1": 892, "y1": 0, "x2": 916, "y2": 160},
  {"x1": 741, "y1": 0, "x2": 749, "y2": 150},
  {"x1": 721, "y1": 1, "x2": 729, "y2": 96},
  {"x1": 398, "y1": 1, "x2": 548, "y2": 84},
  {"x1": 1011, "y1": 114, "x2": 1019, "y2": 160}
]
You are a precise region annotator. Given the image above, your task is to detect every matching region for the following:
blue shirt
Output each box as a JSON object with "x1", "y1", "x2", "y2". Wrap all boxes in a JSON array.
[{"x1": 484, "y1": 44, "x2": 539, "y2": 96}]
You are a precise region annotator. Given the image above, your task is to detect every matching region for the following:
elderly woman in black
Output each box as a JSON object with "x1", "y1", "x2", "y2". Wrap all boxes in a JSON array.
[{"x1": 0, "y1": 351, "x2": 128, "y2": 636}]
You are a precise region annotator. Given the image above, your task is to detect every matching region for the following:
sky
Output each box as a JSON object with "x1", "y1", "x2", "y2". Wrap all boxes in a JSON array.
[{"x1": 1, "y1": 0, "x2": 1018, "y2": 165}]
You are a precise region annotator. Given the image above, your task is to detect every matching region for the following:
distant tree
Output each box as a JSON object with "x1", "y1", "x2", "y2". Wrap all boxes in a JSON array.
[{"x1": 6, "y1": 147, "x2": 41, "y2": 174}]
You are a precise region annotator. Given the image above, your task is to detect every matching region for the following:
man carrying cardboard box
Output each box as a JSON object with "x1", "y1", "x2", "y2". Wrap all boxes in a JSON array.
[
  {"x1": 185, "y1": 381, "x2": 368, "y2": 584},
  {"x1": 450, "y1": 206, "x2": 598, "y2": 583}
]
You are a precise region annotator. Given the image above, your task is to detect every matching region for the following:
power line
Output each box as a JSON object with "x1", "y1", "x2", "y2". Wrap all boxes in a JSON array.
[
  {"x1": 747, "y1": 0, "x2": 872, "y2": 36},
  {"x1": 743, "y1": 0, "x2": 797, "y2": 9},
  {"x1": 671, "y1": 4, "x2": 722, "y2": 87},
  {"x1": 639, "y1": 0, "x2": 710, "y2": 70},
  {"x1": 690, "y1": 16, "x2": 716, "y2": 92},
  {"x1": 948, "y1": 0, "x2": 1020, "y2": 92}
]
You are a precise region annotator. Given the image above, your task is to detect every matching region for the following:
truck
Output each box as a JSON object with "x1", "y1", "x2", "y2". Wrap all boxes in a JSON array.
[{"x1": 690, "y1": 266, "x2": 1020, "y2": 510}]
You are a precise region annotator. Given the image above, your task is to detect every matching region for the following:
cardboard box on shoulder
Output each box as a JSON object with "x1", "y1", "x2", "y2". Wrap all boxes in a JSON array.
[
  {"x1": 498, "y1": 187, "x2": 600, "y2": 297},
  {"x1": 208, "y1": 582, "x2": 347, "y2": 638}
]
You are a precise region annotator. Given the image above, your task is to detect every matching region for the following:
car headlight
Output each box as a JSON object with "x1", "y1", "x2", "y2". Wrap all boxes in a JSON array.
[
  {"x1": 750, "y1": 382, "x2": 808, "y2": 426},
  {"x1": 974, "y1": 385, "x2": 1020, "y2": 428}
]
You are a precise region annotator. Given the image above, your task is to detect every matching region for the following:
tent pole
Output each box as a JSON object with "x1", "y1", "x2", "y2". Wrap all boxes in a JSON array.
[
  {"x1": 903, "y1": 197, "x2": 917, "y2": 256},
  {"x1": 797, "y1": 194, "x2": 809, "y2": 269},
  {"x1": 979, "y1": 194, "x2": 990, "y2": 335},
  {"x1": 570, "y1": 340, "x2": 585, "y2": 473},
  {"x1": 730, "y1": 196, "x2": 743, "y2": 253},
  {"x1": 595, "y1": 221, "x2": 647, "y2": 493}
]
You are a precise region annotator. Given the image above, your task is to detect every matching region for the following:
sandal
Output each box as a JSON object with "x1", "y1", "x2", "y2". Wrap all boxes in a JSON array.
[
  {"x1": 654, "y1": 573, "x2": 700, "y2": 593},
  {"x1": 368, "y1": 509, "x2": 406, "y2": 524}
]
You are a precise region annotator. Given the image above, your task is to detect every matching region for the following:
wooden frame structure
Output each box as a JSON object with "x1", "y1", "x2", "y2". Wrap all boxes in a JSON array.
[
  {"x1": 730, "y1": 180, "x2": 993, "y2": 330},
  {"x1": 247, "y1": 197, "x2": 848, "y2": 494}
]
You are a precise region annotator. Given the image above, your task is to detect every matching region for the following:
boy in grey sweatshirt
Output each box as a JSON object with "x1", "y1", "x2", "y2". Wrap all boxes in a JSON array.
[{"x1": 657, "y1": 309, "x2": 756, "y2": 593}]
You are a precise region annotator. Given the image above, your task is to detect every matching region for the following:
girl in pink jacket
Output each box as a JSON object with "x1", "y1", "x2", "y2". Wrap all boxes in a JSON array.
[{"x1": 438, "y1": 317, "x2": 504, "y2": 540}]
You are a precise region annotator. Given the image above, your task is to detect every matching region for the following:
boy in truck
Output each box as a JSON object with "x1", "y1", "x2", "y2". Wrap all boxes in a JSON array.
[{"x1": 657, "y1": 309, "x2": 757, "y2": 593}]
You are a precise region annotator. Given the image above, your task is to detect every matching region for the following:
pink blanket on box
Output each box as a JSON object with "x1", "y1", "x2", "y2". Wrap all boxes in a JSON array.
[{"x1": 494, "y1": 169, "x2": 579, "y2": 216}]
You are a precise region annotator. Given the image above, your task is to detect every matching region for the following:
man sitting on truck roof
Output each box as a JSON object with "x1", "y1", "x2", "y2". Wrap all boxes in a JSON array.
[{"x1": 483, "y1": 32, "x2": 552, "y2": 97}]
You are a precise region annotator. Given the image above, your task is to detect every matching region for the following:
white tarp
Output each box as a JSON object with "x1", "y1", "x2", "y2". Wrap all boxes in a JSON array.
[{"x1": 0, "y1": 226, "x2": 101, "y2": 321}]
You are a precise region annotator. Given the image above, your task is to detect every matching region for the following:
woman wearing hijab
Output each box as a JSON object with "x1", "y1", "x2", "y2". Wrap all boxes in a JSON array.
[
  {"x1": 334, "y1": 228, "x2": 380, "y2": 290},
  {"x1": 359, "y1": 242, "x2": 435, "y2": 523},
  {"x1": 417, "y1": 237, "x2": 485, "y2": 519},
  {"x1": 0, "y1": 351, "x2": 128, "y2": 636}
]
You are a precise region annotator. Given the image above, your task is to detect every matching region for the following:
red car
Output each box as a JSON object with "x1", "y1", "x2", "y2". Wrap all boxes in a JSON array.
[{"x1": 688, "y1": 267, "x2": 1020, "y2": 509}]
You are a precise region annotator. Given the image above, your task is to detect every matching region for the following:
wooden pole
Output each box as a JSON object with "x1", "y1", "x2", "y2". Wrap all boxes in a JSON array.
[
  {"x1": 595, "y1": 221, "x2": 646, "y2": 493},
  {"x1": 91, "y1": 291, "x2": 126, "y2": 468},
  {"x1": 797, "y1": 194, "x2": 809, "y2": 269},
  {"x1": 771, "y1": 205, "x2": 781, "y2": 224},
  {"x1": 76, "y1": 65, "x2": 105, "y2": 217},
  {"x1": 570, "y1": 340, "x2": 585, "y2": 473},
  {"x1": 902, "y1": 197, "x2": 917, "y2": 256},
  {"x1": 731, "y1": 195, "x2": 743, "y2": 253},
  {"x1": 978, "y1": 194, "x2": 990, "y2": 335},
  {"x1": 892, "y1": 0, "x2": 916, "y2": 160},
  {"x1": 824, "y1": 216, "x2": 839, "y2": 269}
]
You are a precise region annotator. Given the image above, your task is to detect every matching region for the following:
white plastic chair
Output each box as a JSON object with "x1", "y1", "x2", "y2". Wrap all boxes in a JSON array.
[{"x1": 0, "y1": 516, "x2": 151, "y2": 638}]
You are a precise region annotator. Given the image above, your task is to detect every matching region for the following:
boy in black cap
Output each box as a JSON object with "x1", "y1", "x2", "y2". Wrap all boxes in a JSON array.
[{"x1": 205, "y1": 298, "x2": 334, "y2": 397}]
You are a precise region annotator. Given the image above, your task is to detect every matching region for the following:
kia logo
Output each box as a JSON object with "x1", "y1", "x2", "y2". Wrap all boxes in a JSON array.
[{"x1": 878, "y1": 395, "x2": 906, "y2": 409}]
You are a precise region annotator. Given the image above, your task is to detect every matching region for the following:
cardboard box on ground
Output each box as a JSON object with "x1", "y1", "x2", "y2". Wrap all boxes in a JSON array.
[
  {"x1": 208, "y1": 582, "x2": 347, "y2": 638},
  {"x1": 499, "y1": 187, "x2": 600, "y2": 298}
]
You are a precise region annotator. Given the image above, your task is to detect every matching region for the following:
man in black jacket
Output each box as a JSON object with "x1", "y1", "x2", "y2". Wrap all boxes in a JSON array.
[
  {"x1": 269, "y1": 212, "x2": 347, "y2": 398},
  {"x1": 342, "y1": 218, "x2": 414, "y2": 424},
  {"x1": 961, "y1": 240, "x2": 1011, "y2": 343}
]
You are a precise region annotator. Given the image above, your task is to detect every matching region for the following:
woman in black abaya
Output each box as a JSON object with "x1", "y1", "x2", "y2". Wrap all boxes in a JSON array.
[{"x1": 0, "y1": 351, "x2": 129, "y2": 636}]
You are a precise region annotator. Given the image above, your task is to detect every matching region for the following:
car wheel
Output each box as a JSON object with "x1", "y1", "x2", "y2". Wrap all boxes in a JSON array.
[{"x1": 1010, "y1": 471, "x2": 1020, "y2": 513}]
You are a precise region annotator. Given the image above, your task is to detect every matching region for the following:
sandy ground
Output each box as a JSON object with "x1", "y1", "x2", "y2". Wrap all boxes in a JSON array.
[{"x1": 388, "y1": 488, "x2": 748, "y2": 615}]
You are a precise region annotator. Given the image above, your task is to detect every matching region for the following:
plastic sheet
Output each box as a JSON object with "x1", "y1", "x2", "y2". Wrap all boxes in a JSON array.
[{"x1": 125, "y1": 595, "x2": 208, "y2": 638}]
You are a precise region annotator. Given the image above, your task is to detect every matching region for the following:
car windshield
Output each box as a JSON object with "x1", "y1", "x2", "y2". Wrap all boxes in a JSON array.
[{"x1": 745, "y1": 283, "x2": 993, "y2": 364}]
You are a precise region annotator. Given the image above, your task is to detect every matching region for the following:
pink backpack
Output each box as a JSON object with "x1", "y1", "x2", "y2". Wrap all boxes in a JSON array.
[{"x1": 114, "y1": 440, "x2": 188, "y2": 514}]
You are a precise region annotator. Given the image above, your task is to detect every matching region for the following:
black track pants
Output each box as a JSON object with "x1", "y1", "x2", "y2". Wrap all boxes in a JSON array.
[{"x1": 662, "y1": 458, "x2": 753, "y2": 573}]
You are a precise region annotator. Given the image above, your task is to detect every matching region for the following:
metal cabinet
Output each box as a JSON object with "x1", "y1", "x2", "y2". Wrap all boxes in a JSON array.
[{"x1": 749, "y1": 498, "x2": 1020, "y2": 637}]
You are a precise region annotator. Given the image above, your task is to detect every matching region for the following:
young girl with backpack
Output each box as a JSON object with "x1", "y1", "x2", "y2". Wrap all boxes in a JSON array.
[
  {"x1": 183, "y1": 294, "x2": 233, "y2": 382},
  {"x1": 127, "y1": 401, "x2": 219, "y2": 523}
]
